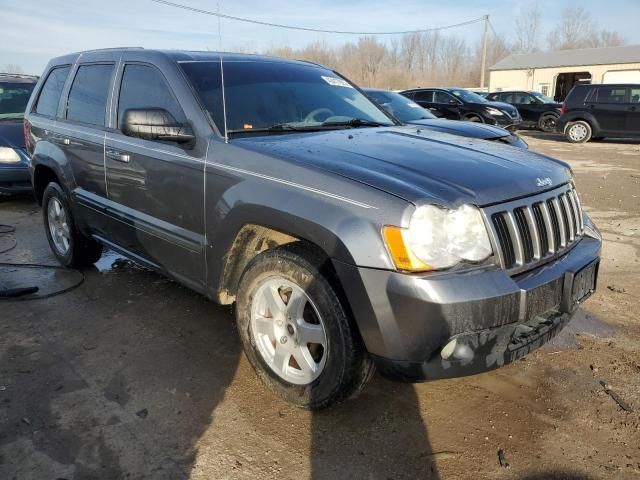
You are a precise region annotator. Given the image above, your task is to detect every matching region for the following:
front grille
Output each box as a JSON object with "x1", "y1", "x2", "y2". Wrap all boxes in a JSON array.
[{"x1": 485, "y1": 185, "x2": 584, "y2": 274}]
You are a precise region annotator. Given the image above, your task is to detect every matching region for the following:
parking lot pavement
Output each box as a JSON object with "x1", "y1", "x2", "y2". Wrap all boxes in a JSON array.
[{"x1": 1, "y1": 133, "x2": 639, "y2": 480}]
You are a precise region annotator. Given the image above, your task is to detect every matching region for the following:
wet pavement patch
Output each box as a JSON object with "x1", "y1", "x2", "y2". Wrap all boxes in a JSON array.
[{"x1": 543, "y1": 308, "x2": 616, "y2": 351}]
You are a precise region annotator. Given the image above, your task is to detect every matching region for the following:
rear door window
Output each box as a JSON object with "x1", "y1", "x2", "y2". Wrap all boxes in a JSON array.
[
  {"x1": 66, "y1": 64, "x2": 114, "y2": 126},
  {"x1": 594, "y1": 87, "x2": 628, "y2": 103},
  {"x1": 630, "y1": 88, "x2": 640, "y2": 104},
  {"x1": 34, "y1": 66, "x2": 71, "y2": 117},
  {"x1": 117, "y1": 64, "x2": 185, "y2": 131},
  {"x1": 413, "y1": 90, "x2": 433, "y2": 102},
  {"x1": 498, "y1": 92, "x2": 513, "y2": 103},
  {"x1": 434, "y1": 91, "x2": 455, "y2": 103},
  {"x1": 513, "y1": 92, "x2": 532, "y2": 104}
]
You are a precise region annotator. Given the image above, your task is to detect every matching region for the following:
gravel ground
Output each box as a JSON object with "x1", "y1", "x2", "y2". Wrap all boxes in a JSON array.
[{"x1": 0, "y1": 131, "x2": 639, "y2": 480}]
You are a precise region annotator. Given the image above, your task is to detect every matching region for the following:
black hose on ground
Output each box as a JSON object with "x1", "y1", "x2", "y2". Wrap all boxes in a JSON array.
[{"x1": 0, "y1": 223, "x2": 85, "y2": 300}]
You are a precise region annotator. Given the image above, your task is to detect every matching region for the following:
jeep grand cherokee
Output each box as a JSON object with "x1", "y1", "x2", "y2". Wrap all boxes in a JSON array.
[{"x1": 25, "y1": 49, "x2": 601, "y2": 409}]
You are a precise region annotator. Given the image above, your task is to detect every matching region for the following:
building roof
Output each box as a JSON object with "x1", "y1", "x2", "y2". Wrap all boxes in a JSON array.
[{"x1": 490, "y1": 45, "x2": 640, "y2": 71}]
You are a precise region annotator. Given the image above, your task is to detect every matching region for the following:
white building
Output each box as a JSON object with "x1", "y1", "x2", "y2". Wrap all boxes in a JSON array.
[{"x1": 489, "y1": 45, "x2": 640, "y2": 100}]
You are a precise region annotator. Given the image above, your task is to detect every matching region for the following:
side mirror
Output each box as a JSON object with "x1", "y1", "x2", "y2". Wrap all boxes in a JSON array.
[
  {"x1": 448, "y1": 98, "x2": 459, "y2": 105},
  {"x1": 121, "y1": 108, "x2": 195, "y2": 144}
]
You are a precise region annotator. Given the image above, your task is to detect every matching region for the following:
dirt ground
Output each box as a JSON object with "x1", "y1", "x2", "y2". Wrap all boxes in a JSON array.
[{"x1": 0, "y1": 131, "x2": 639, "y2": 480}]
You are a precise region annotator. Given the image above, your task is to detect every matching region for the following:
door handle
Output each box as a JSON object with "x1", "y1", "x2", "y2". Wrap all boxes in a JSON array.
[
  {"x1": 629, "y1": 106, "x2": 637, "y2": 111},
  {"x1": 62, "y1": 138, "x2": 70, "y2": 145},
  {"x1": 106, "y1": 149, "x2": 130, "y2": 163}
]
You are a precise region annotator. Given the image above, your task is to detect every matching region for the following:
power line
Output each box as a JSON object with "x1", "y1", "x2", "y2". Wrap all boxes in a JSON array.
[
  {"x1": 150, "y1": 0, "x2": 486, "y2": 36},
  {"x1": 487, "y1": 18, "x2": 499, "y2": 38}
]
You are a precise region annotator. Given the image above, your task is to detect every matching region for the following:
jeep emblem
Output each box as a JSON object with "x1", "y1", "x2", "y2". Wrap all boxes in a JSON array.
[{"x1": 536, "y1": 177, "x2": 552, "y2": 187}]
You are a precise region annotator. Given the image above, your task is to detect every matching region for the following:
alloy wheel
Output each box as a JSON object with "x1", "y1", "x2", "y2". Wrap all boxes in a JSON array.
[
  {"x1": 250, "y1": 277, "x2": 328, "y2": 385},
  {"x1": 47, "y1": 197, "x2": 71, "y2": 255}
]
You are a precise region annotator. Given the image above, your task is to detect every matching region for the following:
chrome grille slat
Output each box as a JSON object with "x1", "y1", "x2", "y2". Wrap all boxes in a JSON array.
[
  {"x1": 551, "y1": 198, "x2": 567, "y2": 247},
  {"x1": 560, "y1": 194, "x2": 575, "y2": 241},
  {"x1": 572, "y1": 189, "x2": 584, "y2": 232},
  {"x1": 504, "y1": 211, "x2": 524, "y2": 266},
  {"x1": 565, "y1": 191, "x2": 578, "y2": 236},
  {"x1": 485, "y1": 184, "x2": 584, "y2": 275},
  {"x1": 539, "y1": 201, "x2": 556, "y2": 254},
  {"x1": 522, "y1": 206, "x2": 541, "y2": 260}
]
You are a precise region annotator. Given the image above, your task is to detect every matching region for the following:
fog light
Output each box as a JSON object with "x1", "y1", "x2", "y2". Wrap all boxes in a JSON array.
[{"x1": 441, "y1": 338, "x2": 474, "y2": 361}]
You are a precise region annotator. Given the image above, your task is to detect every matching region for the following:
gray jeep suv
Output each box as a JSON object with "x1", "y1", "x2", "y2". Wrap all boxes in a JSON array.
[{"x1": 25, "y1": 49, "x2": 601, "y2": 409}]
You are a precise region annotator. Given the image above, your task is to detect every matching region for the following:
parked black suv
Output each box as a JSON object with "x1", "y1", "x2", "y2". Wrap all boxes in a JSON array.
[
  {"x1": 25, "y1": 49, "x2": 601, "y2": 409},
  {"x1": 401, "y1": 87, "x2": 522, "y2": 128},
  {"x1": 556, "y1": 84, "x2": 640, "y2": 143},
  {"x1": 486, "y1": 90, "x2": 562, "y2": 132},
  {"x1": 0, "y1": 73, "x2": 38, "y2": 194}
]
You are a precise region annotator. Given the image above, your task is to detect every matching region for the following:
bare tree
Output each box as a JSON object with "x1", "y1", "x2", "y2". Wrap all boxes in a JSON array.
[
  {"x1": 587, "y1": 30, "x2": 626, "y2": 48},
  {"x1": 2, "y1": 64, "x2": 24, "y2": 74},
  {"x1": 514, "y1": 3, "x2": 542, "y2": 53},
  {"x1": 355, "y1": 36, "x2": 387, "y2": 86},
  {"x1": 547, "y1": 6, "x2": 595, "y2": 50},
  {"x1": 439, "y1": 36, "x2": 468, "y2": 85}
]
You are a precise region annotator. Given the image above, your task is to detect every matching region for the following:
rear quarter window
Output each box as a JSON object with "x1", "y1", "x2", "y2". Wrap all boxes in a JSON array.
[
  {"x1": 593, "y1": 86, "x2": 628, "y2": 103},
  {"x1": 34, "y1": 66, "x2": 71, "y2": 117}
]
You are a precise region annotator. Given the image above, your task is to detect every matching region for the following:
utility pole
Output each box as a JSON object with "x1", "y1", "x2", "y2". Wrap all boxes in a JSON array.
[{"x1": 480, "y1": 14, "x2": 489, "y2": 89}]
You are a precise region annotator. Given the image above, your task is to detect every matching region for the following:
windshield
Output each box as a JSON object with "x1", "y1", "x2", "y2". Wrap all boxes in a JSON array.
[
  {"x1": 531, "y1": 92, "x2": 556, "y2": 104},
  {"x1": 365, "y1": 90, "x2": 436, "y2": 122},
  {"x1": 180, "y1": 60, "x2": 394, "y2": 137},
  {"x1": 450, "y1": 89, "x2": 488, "y2": 104},
  {"x1": 0, "y1": 82, "x2": 35, "y2": 119}
]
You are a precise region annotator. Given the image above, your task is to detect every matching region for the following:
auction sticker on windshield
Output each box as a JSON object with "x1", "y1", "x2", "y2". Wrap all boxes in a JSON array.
[{"x1": 321, "y1": 76, "x2": 353, "y2": 88}]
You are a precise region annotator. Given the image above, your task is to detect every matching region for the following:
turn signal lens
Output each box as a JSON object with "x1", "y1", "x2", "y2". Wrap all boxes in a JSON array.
[{"x1": 382, "y1": 226, "x2": 432, "y2": 272}]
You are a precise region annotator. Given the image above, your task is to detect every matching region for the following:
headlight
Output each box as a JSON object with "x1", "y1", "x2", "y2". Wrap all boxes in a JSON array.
[
  {"x1": 383, "y1": 204, "x2": 493, "y2": 271},
  {"x1": 486, "y1": 107, "x2": 504, "y2": 116},
  {"x1": 0, "y1": 147, "x2": 21, "y2": 164}
]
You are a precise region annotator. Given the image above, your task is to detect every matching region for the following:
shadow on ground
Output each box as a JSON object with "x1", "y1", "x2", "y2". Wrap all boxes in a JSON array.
[
  {"x1": 0, "y1": 196, "x2": 439, "y2": 479},
  {"x1": 521, "y1": 130, "x2": 640, "y2": 145}
]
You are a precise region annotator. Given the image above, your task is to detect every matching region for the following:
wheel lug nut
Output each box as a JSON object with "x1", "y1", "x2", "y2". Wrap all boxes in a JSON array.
[{"x1": 280, "y1": 336, "x2": 288, "y2": 344}]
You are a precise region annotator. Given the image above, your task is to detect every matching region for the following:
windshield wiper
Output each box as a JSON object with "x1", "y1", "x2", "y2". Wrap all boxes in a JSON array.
[{"x1": 320, "y1": 118, "x2": 391, "y2": 128}]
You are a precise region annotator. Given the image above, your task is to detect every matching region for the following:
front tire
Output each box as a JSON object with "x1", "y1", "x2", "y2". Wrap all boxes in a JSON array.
[
  {"x1": 565, "y1": 120, "x2": 592, "y2": 143},
  {"x1": 42, "y1": 182, "x2": 103, "y2": 268},
  {"x1": 465, "y1": 114, "x2": 483, "y2": 123},
  {"x1": 235, "y1": 244, "x2": 374, "y2": 409}
]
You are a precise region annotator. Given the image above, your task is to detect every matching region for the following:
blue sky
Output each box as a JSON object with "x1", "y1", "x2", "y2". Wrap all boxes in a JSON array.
[{"x1": 2, "y1": 0, "x2": 639, "y2": 74}]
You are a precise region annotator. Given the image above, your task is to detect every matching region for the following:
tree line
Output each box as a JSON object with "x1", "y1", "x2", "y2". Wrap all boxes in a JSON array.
[{"x1": 264, "y1": 6, "x2": 626, "y2": 89}]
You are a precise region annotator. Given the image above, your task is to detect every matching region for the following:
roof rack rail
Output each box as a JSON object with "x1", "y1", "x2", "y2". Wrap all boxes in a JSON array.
[{"x1": 77, "y1": 46, "x2": 145, "y2": 54}]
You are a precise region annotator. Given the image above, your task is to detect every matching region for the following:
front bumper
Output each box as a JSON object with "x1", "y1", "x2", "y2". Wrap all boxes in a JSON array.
[
  {"x1": 334, "y1": 224, "x2": 601, "y2": 382},
  {"x1": 490, "y1": 115, "x2": 522, "y2": 130}
]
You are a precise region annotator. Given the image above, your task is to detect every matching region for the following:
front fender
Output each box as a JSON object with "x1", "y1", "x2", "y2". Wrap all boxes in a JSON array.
[{"x1": 203, "y1": 140, "x2": 412, "y2": 297}]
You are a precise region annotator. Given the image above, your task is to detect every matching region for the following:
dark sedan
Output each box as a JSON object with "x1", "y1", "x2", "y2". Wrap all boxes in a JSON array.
[
  {"x1": 365, "y1": 88, "x2": 527, "y2": 149},
  {"x1": 401, "y1": 87, "x2": 522, "y2": 129},
  {"x1": 0, "y1": 73, "x2": 37, "y2": 195},
  {"x1": 487, "y1": 90, "x2": 562, "y2": 132}
]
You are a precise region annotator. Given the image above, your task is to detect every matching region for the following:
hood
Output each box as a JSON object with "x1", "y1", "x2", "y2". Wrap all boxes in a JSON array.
[
  {"x1": 406, "y1": 118, "x2": 509, "y2": 140},
  {"x1": 0, "y1": 121, "x2": 25, "y2": 149},
  {"x1": 233, "y1": 126, "x2": 571, "y2": 207}
]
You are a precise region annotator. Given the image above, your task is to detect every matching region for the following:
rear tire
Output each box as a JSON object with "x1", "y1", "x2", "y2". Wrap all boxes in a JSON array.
[
  {"x1": 42, "y1": 182, "x2": 103, "y2": 268},
  {"x1": 538, "y1": 113, "x2": 558, "y2": 132},
  {"x1": 565, "y1": 120, "x2": 592, "y2": 143},
  {"x1": 235, "y1": 243, "x2": 374, "y2": 409}
]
